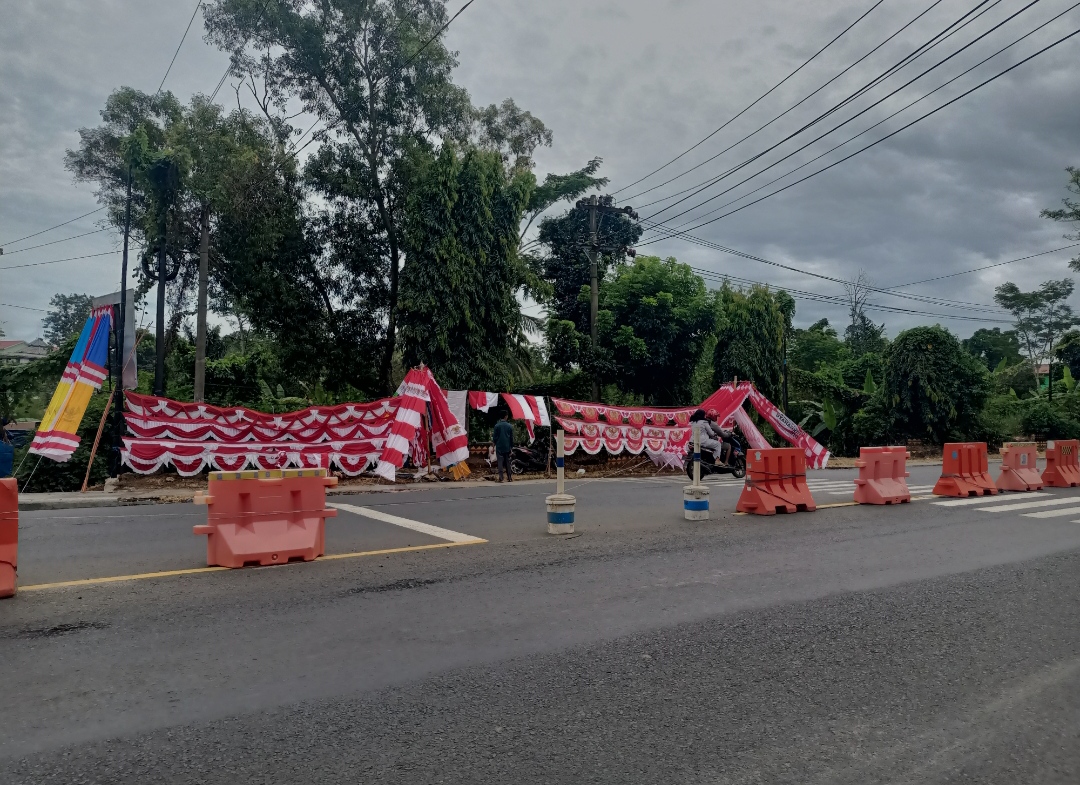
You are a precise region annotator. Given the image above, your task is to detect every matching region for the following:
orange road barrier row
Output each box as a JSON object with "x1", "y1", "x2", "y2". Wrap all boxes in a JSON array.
[
  {"x1": 996, "y1": 442, "x2": 1043, "y2": 492},
  {"x1": 933, "y1": 442, "x2": 997, "y2": 498},
  {"x1": 1041, "y1": 439, "x2": 1080, "y2": 488},
  {"x1": 0, "y1": 478, "x2": 17, "y2": 598},
  {"x1": 736, "y1": 448, "x2": 816, "y2": 515},
  {"x1": 853, "y1": 446, "x2": 911, "y2": 505},
  {"x1": 193, "y1": 469, "x2": 338, "y2": 568}
]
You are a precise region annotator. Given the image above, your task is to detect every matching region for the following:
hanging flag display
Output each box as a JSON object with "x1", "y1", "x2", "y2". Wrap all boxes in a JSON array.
[
  {"x1": 374, "y1": 367, "x2": 468, "y2": 481},
  {"x1": 30, "y1": 305, "x2": 113, "y2": 462}
]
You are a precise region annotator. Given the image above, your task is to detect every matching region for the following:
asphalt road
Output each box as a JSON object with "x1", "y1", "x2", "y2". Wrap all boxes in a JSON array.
[{"x1": 3, "y1": 465, "x2": 1080, "y2": 783}]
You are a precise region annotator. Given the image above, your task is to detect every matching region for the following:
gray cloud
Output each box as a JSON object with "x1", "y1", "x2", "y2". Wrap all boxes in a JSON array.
[{"x1": 3, "y1": 0, "x2": 1080, "y2": 341}]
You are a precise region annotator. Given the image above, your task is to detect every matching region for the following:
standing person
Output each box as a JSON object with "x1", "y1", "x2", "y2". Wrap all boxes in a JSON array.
[{"x1": 493, "y1": 410, "x2": 515, "y2": 483}]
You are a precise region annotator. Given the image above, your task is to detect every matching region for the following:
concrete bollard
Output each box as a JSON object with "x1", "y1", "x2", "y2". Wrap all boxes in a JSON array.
[
  {"x1": 547, "y1": 429, "x2": 576, "y2": 534},
  {"x1": 683, "y1": 484, "x2": 710, "y2": 520},
  {"x1": 683, "y1": 420, "x2": 709, "y2": 520}
]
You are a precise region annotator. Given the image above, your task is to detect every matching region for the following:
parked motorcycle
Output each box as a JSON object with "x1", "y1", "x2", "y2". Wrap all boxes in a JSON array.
[
  {"x1": 510, "y1": 444, "x2": 549, "y2": 475},
  {"x1": 684, "y1": 439, "x2": 746, "y2": 480}
]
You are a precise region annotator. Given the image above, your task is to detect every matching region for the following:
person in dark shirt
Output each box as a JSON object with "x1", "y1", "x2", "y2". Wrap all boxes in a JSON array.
[{"x1": 493, "y1": 411, "x2": 515, "y2": 483}]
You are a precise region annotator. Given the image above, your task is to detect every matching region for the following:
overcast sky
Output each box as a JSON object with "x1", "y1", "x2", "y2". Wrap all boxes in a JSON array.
[{"x1": 3, "y1": 0, "x2": 1080, "y2": 341}]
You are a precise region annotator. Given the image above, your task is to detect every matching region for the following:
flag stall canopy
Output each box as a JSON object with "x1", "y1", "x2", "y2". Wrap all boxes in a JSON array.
[
  {"x1": 30, "y1": 305, "x2": 113, "y2": 462},
  {"x1": 454, "y1": 382, "x2": 828, "y2": 468}
]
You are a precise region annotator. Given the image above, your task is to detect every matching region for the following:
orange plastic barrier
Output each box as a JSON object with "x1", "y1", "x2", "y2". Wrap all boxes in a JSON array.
[
  {"x1": 933, "y1": 442, "x2": 997, "y2": 498},
  {"x1": 736, "y1": 448, "x2": 816, "y2": 515},
  {"x1": 996, "y1": 442, "x2": 1043, "y2": 492},
  {"x1": 853, "y1": 446, "x2": 911, "y2": 505},
  {"x1": 0, "y1": 478, "x2": 17, "y2": 599},
  {"x1": 193, "y1": 469, "x2": 338, "y2": 568},
  {"x1": 1041, "y1": 439, "x2": 1080, "y2": 488}
]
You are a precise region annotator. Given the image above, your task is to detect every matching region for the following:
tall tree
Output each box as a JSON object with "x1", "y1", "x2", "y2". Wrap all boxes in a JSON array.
[
  {"x1": 962, "y1": 327, "x2": 1023, "y2": 370},
  {"x1": 993, "y1": 279, "x2": 1077, "y2": 367},
  {"x1": 712, "y1": 284, "x2": 788, "y2": 402},
  {"x1": 42, "y1": 294, "x2": 93, "y2": 345},
  {"x1": 599, "y1": 256, "x2": 718, "y2": 404},
  {"x1": 880, "y1": 325, "x2": 991, "y2": 443},
  {"x1": 397, "y1": 144, "x2": 534, "y2": 389},
  {"x1": 204, "y1": 0, "x2": 473, "y2": 392},
  {"x1": 1041, "y1": 166, "x2": 1080, "y2": 270},
  {"x1": 789, "y1": 319, "x2": 849, "y2": 372}
]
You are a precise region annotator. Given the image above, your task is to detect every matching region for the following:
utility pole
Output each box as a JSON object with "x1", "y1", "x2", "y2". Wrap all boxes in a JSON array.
[
  {"x1": 143, "y1": 211, "x2": 179, "y2": 396},
  {"x1": 575, "y1": 195, "x2": 639, "y2": 402},
  {"x1": 586, "y1": 196, "x2": 600, "y2": 402},
  {"x1": 194, "y1": 204, "x2": 210, "y2": 403},
  {"x1": 782, "y1": 328, "x2": 789, "y2": 414},
  {"x1": 109, "y1": 164, "x2": 133, "y2": 477}
]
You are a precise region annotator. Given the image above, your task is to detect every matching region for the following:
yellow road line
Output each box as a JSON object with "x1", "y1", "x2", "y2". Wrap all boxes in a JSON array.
[{"x1": 19, "y1": 540, "x2": 487, "y2": 592}]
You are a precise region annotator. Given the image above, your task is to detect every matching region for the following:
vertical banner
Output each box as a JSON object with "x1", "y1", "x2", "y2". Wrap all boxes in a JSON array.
[
  {"x1": 30, "y1": 305, "x2": 114, "y2": 462},
  {"x1": 92, "y1": 290, "x2": 137, "y2": 389}
]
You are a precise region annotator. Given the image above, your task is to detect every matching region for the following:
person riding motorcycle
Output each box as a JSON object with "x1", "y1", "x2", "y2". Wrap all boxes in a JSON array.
[
  {"x1": 689, "y1": 408, "x2": 725, "y2": 465},
  {"x1": 706, "y1": 409, "x2": 739, "y2": 466}
]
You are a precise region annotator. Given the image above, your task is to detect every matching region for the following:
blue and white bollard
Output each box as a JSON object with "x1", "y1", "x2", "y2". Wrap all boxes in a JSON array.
[
  {"x1": 547, "y1": 429, "x2": 576, "y2": 534},
  {"x1": 684, "y1": 422, "x2": 710, "y2": 520}
]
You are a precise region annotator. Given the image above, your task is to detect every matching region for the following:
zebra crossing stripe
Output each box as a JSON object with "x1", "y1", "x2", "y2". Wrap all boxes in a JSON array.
[
  {"x1": 1023, "y1": 506, "x2": 1080, "y2": 519},
  {"x1": 977, "y1": 497, "x2": 1080, "y2": 513},
  {"x1": 934, "y1": 493, "x2": 1049, "y2": 507}
]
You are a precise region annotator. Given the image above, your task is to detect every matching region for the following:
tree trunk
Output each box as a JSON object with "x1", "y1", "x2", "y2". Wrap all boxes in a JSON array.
[{"x1": 194, "y1": 204, "x2": 210, "y2": 403}]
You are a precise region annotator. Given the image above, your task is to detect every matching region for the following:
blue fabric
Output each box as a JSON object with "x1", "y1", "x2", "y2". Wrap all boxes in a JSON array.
[{"x1": 0, "y1": 441, "x2": 13, "y2": 478}]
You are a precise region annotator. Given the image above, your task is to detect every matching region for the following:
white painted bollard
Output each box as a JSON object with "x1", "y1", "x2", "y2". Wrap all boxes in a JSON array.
[
  {"x1": 683, "y1": 484, "x2": 710, "y2": 520},
  {"x1": 547, "y1": 429, "x2": 576, "y2": 534},
  {"x1": 684, "y1": 420, "x2": 710, "y2": 520}
]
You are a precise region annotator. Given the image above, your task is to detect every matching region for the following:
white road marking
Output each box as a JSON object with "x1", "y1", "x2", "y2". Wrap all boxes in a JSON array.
[
  {"x1": 1023, "y1": 506, "x2": 1080, "y2": 519},
  {"x1": 934, "y1": 493, "x2": 1049, "y2": 507},
  {"x1": 329, "y1": 503, "x2": 485, "y2": 544},
  {"x1": 977, "y1": 498, "x2": 1080, "y2": 513}
]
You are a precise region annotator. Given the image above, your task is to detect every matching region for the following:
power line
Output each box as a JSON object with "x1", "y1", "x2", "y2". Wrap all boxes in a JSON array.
[
  {"x1": 638, "y1": 23, "x2": 1080, "y2": 245},
  {"x1": 0, "y1": 228, "x2": 110, "y2": 256},
  {"x1": 0, "y1": 251, "x2": 116, "y2": 271},
  {"x1": 3, "y1": 1, "x2": 208, "y2": 253},
  {"x1": 891, "y1": 242, "x2": 1080, "y2": 287},
  {"x1": 402, "y1": 0, "x2": 478, "y2": 69},
  {"x1": 621, "y1": 0, "x2": 950, "y2": 203},
  {"x1": 612, "y1": 0, "x2": 886, "y2": 197},
  {"x1": 0, "y1": 207, "x2": 106, "y2": 247},
  {"x1": 642, "y1": 0, "x2": 1042, "y2": 225},
  {"x1": 642, "y1": 1, "x2": 1080, "y2": 238},
  {"x1": 157, "y1": 1, "x2": 204, "y2": 95},
  {"x1": 639, "y1": 220, "x2": 1008, "y2": 315},
  {"x1": 690, "y1": 265, "x2": 1014, "y2": 323},
  {"x1": 208, "y1": 0, "x2": 275, "y2": 102},
  {"x1": 0, "y1": 302, "x2": 48, "y2": 313}
]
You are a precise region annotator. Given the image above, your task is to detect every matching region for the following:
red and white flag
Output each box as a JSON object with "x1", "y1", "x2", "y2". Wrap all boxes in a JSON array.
[
  {"x1": 375, "y1": 368, "x2": 469, "y2": 481},
  {"x1": 468, "y1": 391, "x2": 499, "y2": 412}
]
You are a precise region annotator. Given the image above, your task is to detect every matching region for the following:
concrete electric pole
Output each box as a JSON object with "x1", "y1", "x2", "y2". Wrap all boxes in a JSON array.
[{"x1": 576, "y1": 195, "x2": 640, "y2": 402}]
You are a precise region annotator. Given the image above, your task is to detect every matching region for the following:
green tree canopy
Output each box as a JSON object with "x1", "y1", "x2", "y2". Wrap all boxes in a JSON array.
[
  {"x1": 993, "y1": 279, "x2": 1077, "y2": 366},
  {"x1": 205, "y1": 0, "x2": 475, "y2": 391},
  {"x1": 879, "y1": 325, "x2": 991, "y2": 443},
  {"x1": 42, "y1": 293, "x2": 93, "y2": 345},
  {"x1": 789, "y1": 319, "x2": 849, "y2": 372},
  {"x1": 712, "y1": 283, "x2": 788, "y2": 402},
  {"x1": 398, "y1": 144, "x2": 535, "y2": 390},
  {"x1": 962, "y1": 327, "x2": 1024, "y2": 370},
  {"x1": 599, "y1": 256, "x2": 719, "y2": 404},
  {"x1": 1041, "y1": 166, "x2": 1080, "y2": 270}
]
